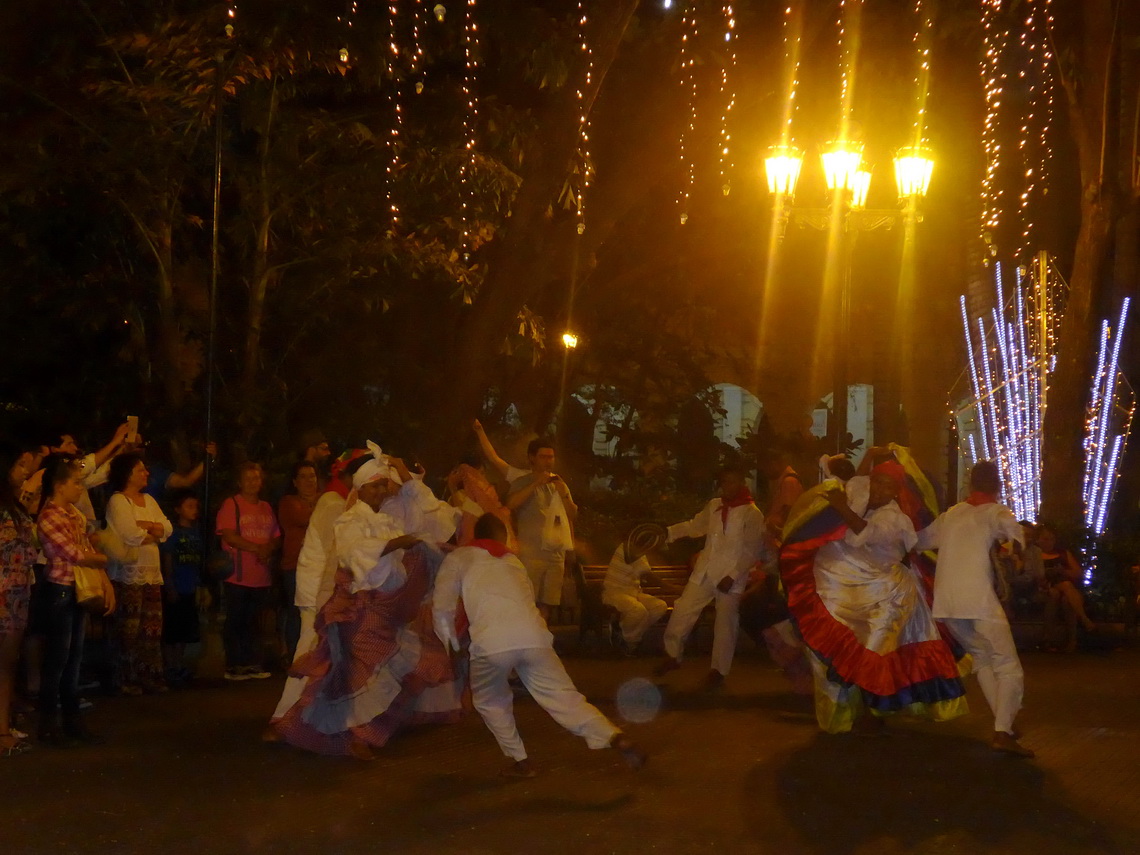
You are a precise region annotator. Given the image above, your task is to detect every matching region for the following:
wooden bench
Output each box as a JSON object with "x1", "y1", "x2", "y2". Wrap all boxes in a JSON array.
[{"x1": 574, "y1": 563, "x2": 702, "y2": 650}]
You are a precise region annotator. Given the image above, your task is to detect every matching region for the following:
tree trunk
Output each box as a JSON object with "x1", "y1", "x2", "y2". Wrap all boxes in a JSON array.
[
  {"x1": 1039, "y1": 0, "x2": 1123, "y2": 528},
  {"x1": 240, "y1": 79, "x2": 279, "y2": 415},
  {"x1": 417, "y1": 0, "x2": 641, "y2": 471}
]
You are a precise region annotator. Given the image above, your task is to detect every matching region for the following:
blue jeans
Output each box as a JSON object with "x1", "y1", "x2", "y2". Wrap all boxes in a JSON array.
[
  {"x1": 39, "y1": 582, "x2": 86, "y2": 726},
  {"x1": 223, "y1": 583, "x2": 269, "y2": 669}
]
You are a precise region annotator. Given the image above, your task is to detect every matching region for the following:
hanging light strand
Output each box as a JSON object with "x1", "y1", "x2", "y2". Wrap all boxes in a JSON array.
[
  {"x1": 385, "y1": 0, "x2": 403, "y2": 230},
  {"x1": 676, "y1": 3, "x2": 699, "y2": 224},
  {"x1": 574, "y1": 0, "x2": 594, "y2": 234},
  {"x1": 778, "y1": 3, "x2": 802, "y2": 148},
  {"x1": 716, "y1": 3, "x2": 737, "y2": 194},
  {"x1": 459, "y1": 0, "x2": 479, "y2": 261},
  {"x1": 910, "y1": 0, "x2": 933, "y2": 146},
  {"x1": 979, "y1": 0, "x2": 1010, "y2": 250}
]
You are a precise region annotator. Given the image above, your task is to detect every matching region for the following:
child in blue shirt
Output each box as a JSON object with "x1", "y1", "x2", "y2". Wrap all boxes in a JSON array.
[{"x1": 161, "y1": 490, "x2": 203, "y2": 685}]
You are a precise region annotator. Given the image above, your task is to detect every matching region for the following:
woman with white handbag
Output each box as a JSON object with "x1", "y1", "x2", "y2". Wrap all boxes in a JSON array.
[{"x1": 36, "y1": 455, "x2": 115, "y2": 747}]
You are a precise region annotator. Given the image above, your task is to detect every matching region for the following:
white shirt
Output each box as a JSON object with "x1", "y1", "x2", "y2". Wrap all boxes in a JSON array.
[
  {"x1": 334, "y1": 500, "x2": 407, "y2": 594},
  {"x1": 433, "y1": 545, "x2": 553, "y2": 657},
  {"x1": 603, "y1": 546, "x2": 652, "y2": 597},
  {"x1": 918, "y1": 500, "x2": 1024, "y2": 620},
  {"x1": 294, "y1": 491, "x2": 346, "y2": 609},
  {"x1": 667, "y1": 498, "x2": 770, "y2": 594},
  {"x1": 842, "y1": 500, "x2": 917, "y2": 568},
  {"x1": 104, "y1": 492, "x2": 173, "y2": 585}
]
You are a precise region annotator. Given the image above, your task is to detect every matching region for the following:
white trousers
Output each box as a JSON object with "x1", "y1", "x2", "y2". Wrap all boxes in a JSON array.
[
  {"x1": 271, "y1": 606, "x2": 317, "y2": 720},
  {"x1": 601, "y1": 590, "x2": 668, "y2": 645},
  {"x1": 942, "y1": 617, "x2": 1024, "y2": 734},
  {"x1": 662, "y1": 576, "x2": 741, "y2": 676},
  {"x1": 469, "y1": 647, "x2": 619, "y2": 761}
]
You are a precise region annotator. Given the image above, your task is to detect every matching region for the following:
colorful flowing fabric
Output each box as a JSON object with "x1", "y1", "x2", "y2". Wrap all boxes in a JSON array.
[
  {"x1": 780, "y1": 447, "x2": 967, "y2": 733},
  {"x1": 274, "y1": 544, "x2": 466, "y2": 756}
]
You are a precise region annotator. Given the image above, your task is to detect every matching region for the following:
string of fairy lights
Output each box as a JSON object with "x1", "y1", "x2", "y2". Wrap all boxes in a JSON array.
[
  {"x1": 574, "y1": 0, "x2": 594, "y2": 235},
  {"x1": 979, "y1": 0, "x2": 1007, "y2": 247},
  {"x1": 716, "y1": 3, "x2": 737, "y2": 196},
  {"x1": 458, "y1": 0, "x2": 479, "y2": 261},
  {"x1": 385, "y1": 0, "x2": 403, "y2": 229},
  {"x1": 910, "y1": 0, "x2": 932, "y2": 147},
  {"x1": 676, "y1": 4, "x2": 698, "y2": 225}
]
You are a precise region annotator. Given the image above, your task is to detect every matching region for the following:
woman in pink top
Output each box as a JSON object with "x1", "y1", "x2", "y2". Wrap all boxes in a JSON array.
[{"x1": 216, "y1": 462, "x2": 280, "y2": 681}]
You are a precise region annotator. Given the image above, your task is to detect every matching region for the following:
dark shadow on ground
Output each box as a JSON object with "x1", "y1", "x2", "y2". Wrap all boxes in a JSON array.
[{"x1": 744, "y1": 727, "x2": 1123, "y2": 855}]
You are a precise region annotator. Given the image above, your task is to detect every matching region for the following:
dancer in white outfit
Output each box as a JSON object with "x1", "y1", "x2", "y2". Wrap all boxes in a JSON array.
[
  {"x1": 433, "y1": 514, "x2": 645, "y2": 777},
  {"x1": 655, "y1": 466, "x2": 772, "y2": 689},
  {"x1": 917, "y1": 460, "x2": 1034, "y2": 757}
]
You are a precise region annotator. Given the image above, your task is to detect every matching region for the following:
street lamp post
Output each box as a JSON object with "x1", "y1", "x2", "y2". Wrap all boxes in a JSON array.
[{"x1": 764, "y1": 141, "x2": 933, "y2": 454}]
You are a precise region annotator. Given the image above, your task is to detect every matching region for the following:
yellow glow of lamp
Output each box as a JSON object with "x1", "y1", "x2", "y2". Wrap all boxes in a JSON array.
[
  {"x1": 820, "y1": 141, "x2": 864, "y2": 193},
  {"x1": 850, "y1": 170, "x2": 872, "y2": 210},
  {"x1": 894, "y1": 146, "x2": 934, "y2": 199},
  {"x1": 764, "y1": 145, "x2": 804, "y2": 198},
  {"x1": 562, "y1": 332, "x2": 579, "y2": 349}
]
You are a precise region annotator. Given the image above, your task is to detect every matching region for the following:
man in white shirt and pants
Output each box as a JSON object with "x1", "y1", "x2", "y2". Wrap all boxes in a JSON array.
[
  {"x1": 433, "y1": 513, "x2": 645, "y2": 778},
  {"x1": 917, "y1": 460, "x2": 1033, "y2": 757},
  {"x1": 655, "y1": 465, "x2": 771, "y2": 690}
]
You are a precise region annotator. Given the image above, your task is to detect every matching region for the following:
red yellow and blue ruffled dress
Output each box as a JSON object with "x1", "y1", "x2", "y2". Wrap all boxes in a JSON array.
[{"x1": 779, "y1": 445, "x2": 969, "y2": 733}]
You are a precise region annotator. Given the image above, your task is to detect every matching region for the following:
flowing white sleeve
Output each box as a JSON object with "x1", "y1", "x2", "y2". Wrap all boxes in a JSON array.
[
  {"x1": 667, "y1": 501, "x2": 713, "y2": 543},
  {"x1": 106, "y1": 493, "x2": 148, "y2": 548},
  {"x1": 398, "y1": 479, "x2": 461, "y2": 542},
  {"x1": 432, "y1": 553, "x2": 465, "y2": 651}
]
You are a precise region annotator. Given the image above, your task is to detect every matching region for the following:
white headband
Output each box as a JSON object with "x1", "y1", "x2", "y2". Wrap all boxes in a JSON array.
[{"x1": 352, "y1": 440, "x2": 403, "y2": 489}]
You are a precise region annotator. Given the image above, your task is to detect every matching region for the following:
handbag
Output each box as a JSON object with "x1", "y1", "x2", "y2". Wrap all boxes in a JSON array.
[
  {"x1": 74, "y1": 565, "x2": 111, "y2": 613},
  {"x1": 208, "y1": 497, "x2": 241, "y2": 582}
]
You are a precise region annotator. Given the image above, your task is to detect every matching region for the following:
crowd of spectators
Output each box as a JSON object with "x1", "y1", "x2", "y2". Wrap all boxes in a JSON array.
[{"x1": 0, "y1": 422, "x2": 334, "y2": 755}]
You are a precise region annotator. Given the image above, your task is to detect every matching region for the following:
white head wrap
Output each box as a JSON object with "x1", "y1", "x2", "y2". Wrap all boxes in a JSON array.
[{"x1": 352, "y1": 440, "x2": 404, "y2": 489}]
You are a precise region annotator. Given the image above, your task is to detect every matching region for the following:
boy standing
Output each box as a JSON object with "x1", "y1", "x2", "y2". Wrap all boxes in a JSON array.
[
  {"x1": 433, "y1": 514, "x2": 645, "y2": 777},
  {"x1": 917, "y1": 460, "x2": 1033, "y2": 757},
  {"x1": 161, "y1": 490, "x2": 203, "y2": 685}
]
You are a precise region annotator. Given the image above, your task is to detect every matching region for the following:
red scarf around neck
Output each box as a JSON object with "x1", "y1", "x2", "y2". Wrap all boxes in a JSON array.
[
  {"x1": 965, "y1": 491, "x2": 997, "y2": 506},
  {"x1": 470, "y1": 538, "x2": 513, "y2": 558},
  {"x1": 719, "y1": 488, "x2": 754, "y2": 530}
]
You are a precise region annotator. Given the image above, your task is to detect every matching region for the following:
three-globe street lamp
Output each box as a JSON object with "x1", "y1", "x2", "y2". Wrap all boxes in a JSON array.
[{"x1": 764, "y1": 141, "x2": 934, "y2": 454}]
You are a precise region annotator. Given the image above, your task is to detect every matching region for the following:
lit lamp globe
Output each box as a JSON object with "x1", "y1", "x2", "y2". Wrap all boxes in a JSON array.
[
  {"x1": 562, "y1": 332, "x2": 579, "y2": 350},
  {"x1": 433, "y1": 4, "x2": 446, "y2": 22},
  {"x1": 850, "y1": 170, "x2": 872, "y2": 210},
  {"x1": 893, "y1": 146, "x2": 934, "y2": 199},
  {"x1": 820, "y1": 140, "x2": 864, "y2": 194},
  {"x1": 764, "y1": 145, "x2": 804, "y2": 198}
]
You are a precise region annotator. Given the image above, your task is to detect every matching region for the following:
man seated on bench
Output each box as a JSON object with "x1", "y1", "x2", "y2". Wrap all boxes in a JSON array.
[{"x1": 602, "y1": 531, "x2": 677, "y2": 656}]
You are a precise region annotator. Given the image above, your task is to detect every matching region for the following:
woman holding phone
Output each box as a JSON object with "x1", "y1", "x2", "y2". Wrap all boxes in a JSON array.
[{"x1": 37, "y1": 454, "x2": 115, "y2": 745}]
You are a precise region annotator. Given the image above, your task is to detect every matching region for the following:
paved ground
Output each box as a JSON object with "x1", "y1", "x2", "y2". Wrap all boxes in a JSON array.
[{"x1": 3, "y1": 636, "x2": 1138, "y2": 855}]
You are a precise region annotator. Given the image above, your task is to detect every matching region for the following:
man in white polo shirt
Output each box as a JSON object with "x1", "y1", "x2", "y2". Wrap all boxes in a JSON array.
[{"x1": 917, "y1": 460, "x2": 1032, "y2": 757}]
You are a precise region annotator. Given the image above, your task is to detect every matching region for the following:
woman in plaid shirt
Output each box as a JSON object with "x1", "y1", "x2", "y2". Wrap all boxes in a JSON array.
[{"x1": 36, "y1": 455, "x2": 115, "y2": 747}]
